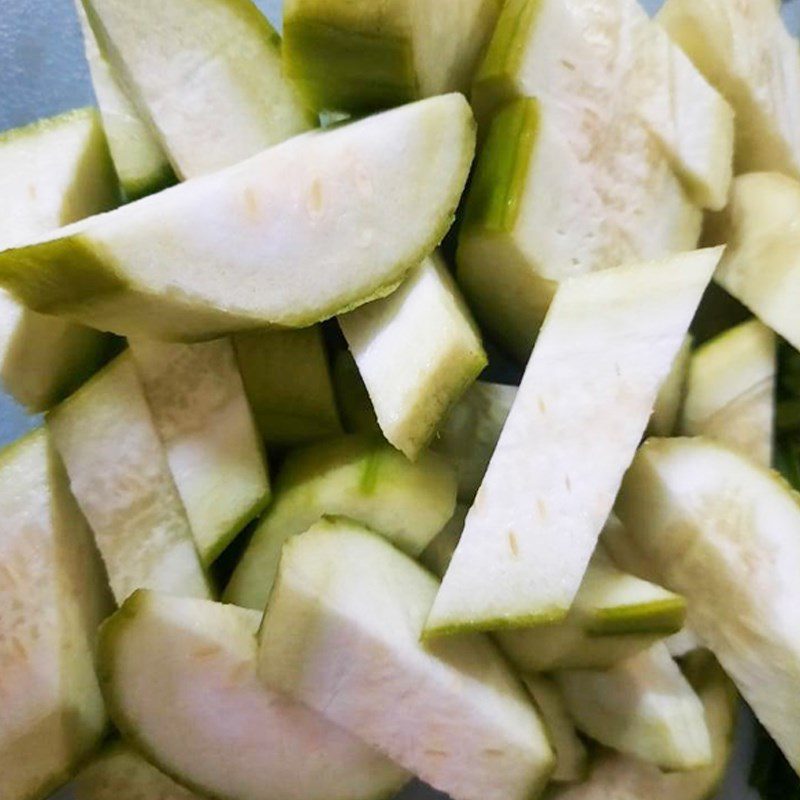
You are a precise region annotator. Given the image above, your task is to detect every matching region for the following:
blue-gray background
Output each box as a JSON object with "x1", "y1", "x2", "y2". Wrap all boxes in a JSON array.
[{"x1": 1, "y1": 0, "x2": 797, "y2": 798}]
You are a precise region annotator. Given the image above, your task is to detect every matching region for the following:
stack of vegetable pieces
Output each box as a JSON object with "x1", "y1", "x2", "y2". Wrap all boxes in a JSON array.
[{"x1": 0, "y1": 0, "x2": 800, "y2": 798}]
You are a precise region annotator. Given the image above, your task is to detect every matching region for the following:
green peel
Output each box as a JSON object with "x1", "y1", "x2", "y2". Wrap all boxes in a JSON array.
[
  {"x1": 586, "y1": 597, "x2": 687, "y2": 636},
  {"x1": 422, "y1": 606, "x2": 568, "y2": 640}
]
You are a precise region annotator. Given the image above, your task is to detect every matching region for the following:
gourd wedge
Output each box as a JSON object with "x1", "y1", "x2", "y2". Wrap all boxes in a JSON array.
[
  {"x1": 234, "y1": 327, "x2": 341, "y2": 445},
  {"x1": 0, "y1": 429, "x2": 112, "y2": 800},
  {"x1": 456, "y1": 97, "x2": 701, "y2": 359},
  {"x1": 556, "y1": 643, "x2": 712, "y2": 771},
  {"x1": 257, "y1": 518, "x2": 555, "y2": 800},
  {"x1": 615, "y1": 436, "x2": 800, "y2": 772},
  {"x1": 74, "y1": 742, "x2": 203, "y2": 800},
  {"x1": 648, "y1": 334, "x2": 692, "y2": 437},
  {"x1": 225, "y1": 435, "x2": 456, "y2": 610},
  {"x1": 82, "y1": 0, "x2": 314, "y2": 179},
  {"x1": 426, "y1": 249, "x2": 719, "y2": 636},
  {"x1": 497, "y1": 541, "x2": 684, "y2": 672},
  {"x1": 550, "y1": 653, "x2": 737, "y2": 800},
  {"x1": 339, "y1": 254, "x2": 487, "y2": 460},
  {"x1": 713, "y1": 172, "x2": 800, "y2": 353},
  {"x1": 658, "y1": 0, "x2": 800, "y2": 177},
  {"x1": 282, "y1": 0, "x2": 503, "y2": 113},
  {"x1": 74, "y1": 1, "x2": 174, "y2": 200},
  {"x1": 522, "y1": 676, "x2": 588, "y2": 783},
  {"x1": 472, "y1": 0, "x2": 733, "y2": 209},
  {"x1": 682, "y1": 319, "x2": 776, "y2": 466},
  {"x1": 47, "y1": 352, "x2": 211, "y2": 604},
  {"x1": 130, "y1": 338, "x2": 270, "y2": 566},
  {"x1": 0, "y1": 94, "x2": 475, "y2": 341},
  {"x1": 432, "y1": 380, "x2": 517, "y2": 501},
  {"x1": 0, "y1": 108, "x2": 118, "y2": 412},
  {"x1": 98, "y1": 591, "x2": 409, "y2": 800}
]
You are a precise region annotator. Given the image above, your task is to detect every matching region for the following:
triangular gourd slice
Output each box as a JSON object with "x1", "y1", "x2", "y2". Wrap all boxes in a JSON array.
[
  {"x1": 225, "y1": 435, "x2": 456, "y2": 610},
  {"x1": 426, "y1": 249, "x2": 720, "y2": 636},
  {"x1": 682, "y1": 319, "x2": 776, "y2": 466},
  {"x1": 0, "y1": 94, "x2": 475, "y2": 340},
  {"x1": 82, "y1": 0, "x2": 314, "y2": 179},
  {"x1": 130, "y1": 338, "x2": 270, "y2": 566},
  {"x1": 616, "y1": 435, "x2": 800, "y2": 772},
  {"x1": 48, "y1": 352, "x2": 211, "y2": 603},
  {"x1": 0, "y1": 429, "x2": 112, "y2": 800},
  {"x1": 258, "y1": 518, "x2": 555, "y2": 800},
  {"x1": 98, "y1": 591, "x2": 409, "y2": 800}
]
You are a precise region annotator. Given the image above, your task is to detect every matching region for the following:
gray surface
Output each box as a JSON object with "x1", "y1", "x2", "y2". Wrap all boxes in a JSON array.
[{"x1": 0, "y1": 0, "x2": 794, "y2": 798}]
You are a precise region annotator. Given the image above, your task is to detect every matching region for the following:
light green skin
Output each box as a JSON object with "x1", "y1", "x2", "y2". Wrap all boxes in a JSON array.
[
  {"x1": 74, "y1": 741, "x2": 202, "y2": 800},
  {"x1": 234, "y1": 327, "x2": 342, "y2": 446},
  {"x1": 224, "y1": 435, "x2": 457, "y2": 610}
]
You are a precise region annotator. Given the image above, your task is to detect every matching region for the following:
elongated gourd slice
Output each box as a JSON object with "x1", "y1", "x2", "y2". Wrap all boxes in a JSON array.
[
  {"x1": 549, "y1": 653, "x2": 737, "y2": 800},
  {"x1": 473, "y1": 0, "x2": 733, "y2": 209},
  {"x1": 433, "y1": 380, "x2": 517, "y2": 501},
  {"x1": 99, "y1": 591, "x2": 409, "y2": 800},
  {"x1": 48, "y1": 352, "x2": 211, "y2": 604},
  {"x1": 522, "y1": 676, "x2": 588, "y2": 783},
  {"x1": 0, "y1": 95, "x2": 475, "y2": 341},
  {"x1": 456, "y1": 97, "x2": 701, "y2": 358},
  {"x1": 225, "y1": 434, "x2": 456, "y2": 610},
  {"x1": 616, "y1": 436, "x2": 800, "y2": 772},
  {"x1": 130, "y1": 338, "x2": 270, "y2": 566},
  {"x1": 658, "y1": 0, "x2": 800, "y2": 177},
  {"x1": 340, "y1": 254, "x2": 487, "y2": 460},
  {"x1": 0, "y1": 108, "x2": 118, "y2": 412},
  {"x1": 714, "y1": 172, "x2": 800, "y2": 353},
  {"x1": 556, "y1": 643, "x2": 712, "y2": 771},
  {"x1": 0, "y1": 429, "x2": 112, "y2": 800},
  {"x1": 648, "y1": 334, "x2": 692, "y2": 436},
  {"x1": 426, "y1": 249, "x2": 719, "y2": 636},
  {"x1": 258, "y1": 518, "x2": 555, "y2": 800},
  {"x1": 74, "y1": 742, "x2": 202, "y2": 800},
  {"x1": 74, "y1": 1, "x2": 174, "y2": 200},
  {"x1": 82, "y1": 0, "x2": 314, "y2": 179},
  {"x1": 497, "y1": 541, "x2": 684, "y2": 671},
  {"x1": 234, "y1": 327, "x2": 342, "y2": 445},
  {"x1": 282, "y1": 0, "x2": 502, "y2": 113},
  {"x1": 682, "y1": 319, "x2": 776, "y2": 466}
]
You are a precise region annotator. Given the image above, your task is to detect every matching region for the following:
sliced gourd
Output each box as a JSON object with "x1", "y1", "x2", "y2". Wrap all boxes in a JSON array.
[
  {"x1": 74, "y1": 741, "x2": 202, "y2": 800},
  {"x1": 682, "y1": 319, "x2": 776, "y2": 466},
  {"x1": 225, "y1": 434, "x2": 456, "y2": 610},
  {"x1": 257, "y1": 518, "x2": 555, "y2": 800},
  {"x1": 98, "y1": 591, "x2": 409, "y2": 800},
  {"x1": 616, "y1": 435, "x2": 800, "y2": 772},
  {"x1": 473, "y1": 0, "x2": 733, "y2": 209},
  {"x1": 332, "y1": 349, "x2": 380, "y2": 435},
  {"x1": 0, "y1": 429, "x2": 112, "y2": 800},
  {"x1": 522, "y1": 675, "x2": 588, "y2": 783},
  {"x1": 648, "y1": 334, "x2": 692, "y2": 436},
  {"x1": 283, "y1": 0, "x2": 502, "y2": 113},
  {"x1": 556, "y1": 643, "x2": 712, "y2": 771},
  {"x1": 550, "y1": 653, "x2": 737, "y2": 800},
  {"x1": 433, "y1": 380, "x2": 517, "y2": 501},
  {"x1": 234, "y1": 326, "x2": 341, "y2": 446},
  {"x1": 0, "y1": 108, "x2": 118, "y2": 412},
  {"x1": 74, "y1": 1, "x2": 174, "y2": 200},
  {"x1": 420, "y1": 502, "x2": 468, "y2": 578},
  {"x1": 47, "y1": 352, "x2": 211, "y2": 603},
  {"x1": 130, "y1": 338, "x2": 270, "y2": 566},
  {"x1": 497, "y1": 541, "x2": 684, "y2": 672},
  {"x1": 0, "y1": 94, "x2": 475, "y2": 341},
  {"x1": 339, "y1": 254, "x2": 487, "y2": 460},
  {"x1": 426, "y1": 250, "x2": 719, "y2": 636},
  {"x1": 714, "y1": 172, "x2": 800, "y2": 352},
  {"x1": 658, "y1": 0, "x2": 800, "y2": 177},
  {"x1": 82, "y1": 0, "x2": 314, "y2": 179},
  {"x1": 456, "y1": 97, "x2": 702, "y2": 359}
]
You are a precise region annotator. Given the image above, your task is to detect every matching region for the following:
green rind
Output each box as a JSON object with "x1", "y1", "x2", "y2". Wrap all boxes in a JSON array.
[
  {"x1": 284, "y1": 19, "x2": 417, "y2": 113},
  {"x1": 461, "y1": 97, "x2": 539, "y2": 237},
  {"x1": 585, "y1": 597, "x2": 688, "y2": 636},
  {"x1": 421, "y1": 606, "x2": 568, "y2": 639}
]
